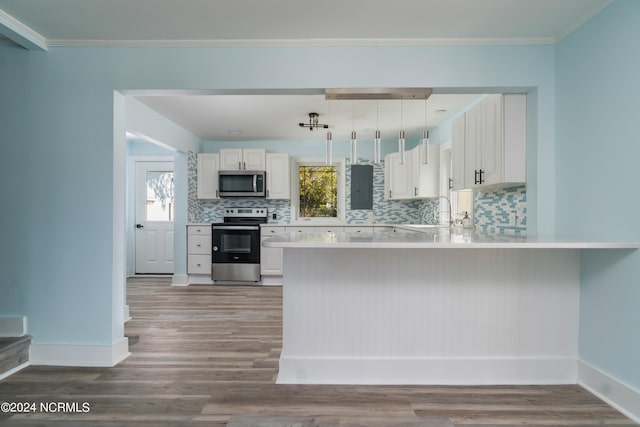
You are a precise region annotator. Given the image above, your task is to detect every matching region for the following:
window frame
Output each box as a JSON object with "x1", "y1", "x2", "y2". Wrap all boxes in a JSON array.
[{"x1": 291, "y1": 157, "x2": 346, "y2": 224}]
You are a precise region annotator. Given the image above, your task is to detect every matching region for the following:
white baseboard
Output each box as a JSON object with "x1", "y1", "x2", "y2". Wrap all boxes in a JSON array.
[
  {"x1": 261, "y1": 276, "x2": 283, "y2": 286},
  {"x1": 172, "y1": 274, "x2": 189, "y2": 286},
  {"x1": 0, "y1": 316, "x2": 27, "y2": 337},
  {"x1": 277, "y1": 356, "x2": 577, "y2": 385},
  {"x1": 188, "y1": 275, "x2": 213, "y2": 285},
  {"x1": 30, "y1": 337, "x2": 130, "y2": 367},
  {"x1": 0, "y1": 362, "x2": 30, "y2": 381},
  {"x1": 578, "y1": 360, "x2": 640, "y2": 423}
]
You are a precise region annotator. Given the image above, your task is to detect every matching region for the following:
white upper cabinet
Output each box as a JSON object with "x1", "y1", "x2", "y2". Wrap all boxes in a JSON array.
[
  {"x1": 196, "y1": 153, "x2": 220, "y2": 199},
  {"x1": 385, "y1": 152, "x2": 413, "y2": 200},
  {"x1": 451, "y1": 114, "x2": 466, "y2": 191},
  {"x1": 219, "y1": 148, "x2": 266, "y2": 171},
  {"x1": 455, "y1": 94, "x2": 526, "y2": 190},
  {"x1": 410, "y1": 143, "x2": 440, "y2": 198},
  {"x1": 266, "y1": 152, "x2": 290, "y2": 199}
]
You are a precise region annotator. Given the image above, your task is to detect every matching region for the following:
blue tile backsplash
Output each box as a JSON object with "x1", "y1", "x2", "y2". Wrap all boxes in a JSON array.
[
  {"x1": 188, "y1": 152, "x2": 526, "y2": 233},
  {"x1": 474, "y1": 186, "x2": 527, "y2": 235}
]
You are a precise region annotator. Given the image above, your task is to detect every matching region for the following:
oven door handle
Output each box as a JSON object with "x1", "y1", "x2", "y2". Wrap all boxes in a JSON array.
[{"x1": 213, "y1": 225, "x2": 260, "y2": 231}]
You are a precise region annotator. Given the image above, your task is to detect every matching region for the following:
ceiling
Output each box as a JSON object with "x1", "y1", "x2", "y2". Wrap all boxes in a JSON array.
[
  {"x1": 0, "y1": 0, "x2": 612, "y2": 143},
  {"x1": 136, "y1": 93, "x2": 481, "y2": 142},
  {"x1": 0, "y1": 0, "x2": 612, "y2": 46}
]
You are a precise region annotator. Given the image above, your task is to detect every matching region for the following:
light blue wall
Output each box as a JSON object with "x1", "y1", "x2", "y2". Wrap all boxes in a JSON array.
[
  {"x1": 556, "y1": 0, "x2": 640, "y2": 388},
  {"x1": 0, "y1": 42, "x2": 555, "y2": 349}
]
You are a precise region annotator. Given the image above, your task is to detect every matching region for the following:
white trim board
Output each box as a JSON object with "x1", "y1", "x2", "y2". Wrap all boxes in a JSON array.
[
  {"x1": 0, "y1": 316, "x2": 27, "y2": 337},
  {"x1": 0, "y1": 362, "x2": 30, "y2": 381},
  {"x1": 578, "y1": 360, "x2": 640, "y2": 424},
  {"x1": 30, "y1": 338, "x2": 130, "y2": 367}
]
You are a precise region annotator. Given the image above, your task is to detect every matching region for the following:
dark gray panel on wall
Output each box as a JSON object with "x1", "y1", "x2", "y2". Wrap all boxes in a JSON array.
[{"x1": 350, "y1": 165, "x2": 373, "y2": 210}]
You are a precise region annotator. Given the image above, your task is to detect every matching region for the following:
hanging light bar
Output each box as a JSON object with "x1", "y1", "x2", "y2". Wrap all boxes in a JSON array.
[
  {"x1": 350, "y1": 101, "x2": 357, "y2": 164},
  {"x1": 398, "y1": 98, "x2": 405, "y2": 164},
  {"x1": 374, "y1": 101, "x2": 381, "y2": 165},
  {"x1": 422, "y1": 98, "x2": 430, "y2": 164},
  {"x1": 326, "y1": 131, "x2": 333, "y2": 166},
  {"x1": 325, "y1": 101, "x2": 333, "y2": 165}
]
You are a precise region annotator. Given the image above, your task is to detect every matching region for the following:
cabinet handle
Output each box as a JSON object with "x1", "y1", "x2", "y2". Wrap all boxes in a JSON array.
[
  {"x1": 389, "y1": 190, "x2": 393, "y2": 198},
  {"x1": 414, "y1": 187, "x2": 418, "y2": 196},
  {"x1": 216, "y1": 190, "x2": 219, "y2": 198},
  {"x1": 196, "y1": 244, "x2": 201, "y2": 247},
  {"x1": 243, "y1": 161, "x2": 246, "y2": 170},
  {"x1": 238, "y1": 161, "x2": 241, "y2": 170},
  {"x1": 474, "y1": 170, "x2": 479, "y2": 185},
  {"x1": 448, "y1": 178, "x2": 453, "y2": 191},
  {"x1": 266, "y1": 189, "x2": 270, "y2": 198},
  {"x1": 479, "y1": 169, "x2": 485, "y2": 184}
]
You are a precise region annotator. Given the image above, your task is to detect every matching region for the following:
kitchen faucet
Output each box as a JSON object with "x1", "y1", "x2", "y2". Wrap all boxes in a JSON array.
[{"x1": 434, "y1": 195, "x2": 453, "y2": 227}]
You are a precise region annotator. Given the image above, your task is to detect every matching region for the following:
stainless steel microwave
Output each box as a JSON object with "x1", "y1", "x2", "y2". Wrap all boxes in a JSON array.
[{"x1": 218, "y1": 170, "x2": 266, "y2": 198}]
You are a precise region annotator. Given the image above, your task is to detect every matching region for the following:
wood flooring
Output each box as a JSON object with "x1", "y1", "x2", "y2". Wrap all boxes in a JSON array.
[{"x1": 0, "y1": 277, "x2": 635, "y2": 426}]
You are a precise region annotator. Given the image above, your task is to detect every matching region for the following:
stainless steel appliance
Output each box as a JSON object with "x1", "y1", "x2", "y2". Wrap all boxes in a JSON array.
[
  {"x1": 211, "y1": 207, "x2": 268, "y2": 282},
  {"x1": 218, "y1": 170, "x2": 266, "y2": 198}
]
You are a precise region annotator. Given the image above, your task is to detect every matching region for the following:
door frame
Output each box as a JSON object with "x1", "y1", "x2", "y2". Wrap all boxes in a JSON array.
[{"x1": 127, "y1": 155, "x2": 176, "y2": 277}]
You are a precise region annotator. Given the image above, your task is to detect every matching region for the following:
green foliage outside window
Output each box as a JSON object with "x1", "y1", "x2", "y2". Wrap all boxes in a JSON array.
[{"x1": 299, "y1": 165, "x2": 338, "y2": 218}]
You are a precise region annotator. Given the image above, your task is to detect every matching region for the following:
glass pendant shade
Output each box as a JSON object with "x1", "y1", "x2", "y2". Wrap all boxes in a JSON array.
[
  {"x1": 398, "y1": 130, "x2": 405, "y2": 164},
  {"x1": 374, "y1": 130, "x2": 381, "y2": 165},
  {"x1": 422, "y1": 130, "x2": 430, "y2": 164},
  {"x1": 350, "y1": 130, "x2": 357, "y2": 164},
  {"x1": 326, "y1": 131, "x2": 333, "y2": 165}
]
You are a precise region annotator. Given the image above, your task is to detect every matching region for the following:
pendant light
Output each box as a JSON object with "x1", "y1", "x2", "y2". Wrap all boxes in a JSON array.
[
  {"x1": 374, "y1": 100, "x2": 381, "y2": 165},
  {"x1": 422, "y1": 98, "x2": 430, "y2": 164},
  {"x1": 350, "y1": 101, "x2": 357, "y2": 164},
  {"x1": 325, "y1": 101, "x2": 333, "y2": 165},
  {"x1": 398, "y1": 97, "x2": 405, "y2": 164}
]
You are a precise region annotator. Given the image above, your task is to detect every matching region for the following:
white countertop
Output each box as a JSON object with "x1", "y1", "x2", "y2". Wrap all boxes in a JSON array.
[{"x1": 262, "y1": 227, "x2": 639, "y2": 249}]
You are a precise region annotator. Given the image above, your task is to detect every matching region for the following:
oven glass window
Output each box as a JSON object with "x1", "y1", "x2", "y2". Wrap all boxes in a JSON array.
[{"x1": 221, "y1": 234, "x2": 252, "y2": 253}]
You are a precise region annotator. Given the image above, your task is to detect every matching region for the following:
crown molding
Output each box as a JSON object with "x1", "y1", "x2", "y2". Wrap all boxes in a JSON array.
[
  {"x1": 0, "y1": 9, "x2": 47, "y2": 50},
  {"x1": 46, "y1": 36, "x2": 555, "y2": 48}
]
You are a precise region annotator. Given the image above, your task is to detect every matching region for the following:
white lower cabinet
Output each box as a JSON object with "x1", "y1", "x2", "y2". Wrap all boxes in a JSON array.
[
  {"x1": 261, "y1": 226, "x2": 285, "y2": 276},
  {"x1": 187, "y1": 225, "x2": 211, "y2": 276}
]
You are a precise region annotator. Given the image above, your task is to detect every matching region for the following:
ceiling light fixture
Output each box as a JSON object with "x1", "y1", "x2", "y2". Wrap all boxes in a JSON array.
[
  {"x1": 398, "y1": 97, "x2": 405, "y2": 165},
  {"x1": 374, "y1": 101, "x2": 381, "y2": 165},
  {"x1": 422, "y1": 98, "x2": 430, "y2": 165},
  {"x1": 299, "y1": 112, "x2": 329, "y2": 131},
  {"x1": 326, "y1": 103, "x2": 333, "y2": 166},
  {"x1": 350, "y1": 101, "x2": 357, "y2": 165}
]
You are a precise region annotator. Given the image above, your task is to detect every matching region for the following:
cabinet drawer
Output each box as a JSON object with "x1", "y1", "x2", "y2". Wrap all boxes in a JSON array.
[
  {"x1": 188, "y1": 255, "x2": 211, "y2": 275},
  {"x1": 285, "y1": 226, "x2": 313, "y2": 233},
  {"x1": 188, "y1": 225, "x2": 211, "y2": 236},
  {"x1": 261, "y1": 226, "x2": 286, "y2": 236},
  {"x1": 346, "y1": 226, "x2": 374, "y2": 233},
  {"x1": 315, "y1": 227, "x2": 344, "y2": 233},
  {"x1": 188, "y1": 235, "x2": 211, "y2": 254}
]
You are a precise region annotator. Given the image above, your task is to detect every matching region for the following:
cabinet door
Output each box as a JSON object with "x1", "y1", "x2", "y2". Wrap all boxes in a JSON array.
[
  {"x1": 451, "y1": 114, "x2": 466, "y2": 191},
  {"x1": 243, "y1": 149, "x2": 266, "y2": 170},
  {"x1": 480, "y1": 94, "x2": 504, "y2": 186},
  {"x1": 197, "y1": 153, "x2": 220, "y2": 199},
  {"x1": 387, "y1": 152, "x2": 412, "y2": 200},
  {"x1": 413, "y1": 144, "x2": 440, "y2": 198},
  {"x1": 266, "y1": 153, "x2": 290, "y2": 199},
  {"x1": 260, "y1": 236, "x2": 283, "y2": 275},
  {"x1": 464, "y1": 102, "x2": 482, "y2": 189},
  {"x1": 219, "y1": 148, "x2": 243, "y2": 170}
]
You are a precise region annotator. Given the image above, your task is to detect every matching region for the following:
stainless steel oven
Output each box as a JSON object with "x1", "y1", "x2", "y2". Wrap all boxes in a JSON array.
[{"x1": 211, "y1": 207, "x2": 267, "y2": 282}]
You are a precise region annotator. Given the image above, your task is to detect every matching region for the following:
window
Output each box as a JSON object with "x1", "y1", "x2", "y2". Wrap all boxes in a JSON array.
[{"x1": 293, "y1": 159, "x2": 345, "y2": 222}]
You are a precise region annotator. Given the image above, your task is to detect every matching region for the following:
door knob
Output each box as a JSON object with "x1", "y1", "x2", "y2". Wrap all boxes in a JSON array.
[{"x1": 136, "y1": 224, "x2": 144, "y2": 229}]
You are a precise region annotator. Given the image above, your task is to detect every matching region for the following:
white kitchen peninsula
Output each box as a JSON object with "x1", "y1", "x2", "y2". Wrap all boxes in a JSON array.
[{"x1": 263, "y1": 229, "x2": 637, "y2": 385}]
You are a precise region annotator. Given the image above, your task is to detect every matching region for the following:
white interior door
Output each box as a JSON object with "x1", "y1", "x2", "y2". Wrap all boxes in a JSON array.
[{"x1": 135, "y1": 161, "x2": 175, "y2": 274}]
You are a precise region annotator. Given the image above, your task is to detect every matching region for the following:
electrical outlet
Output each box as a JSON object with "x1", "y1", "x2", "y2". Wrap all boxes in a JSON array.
[{"x1": 272, "y1": 213, "x2": 277, "y2": 220}]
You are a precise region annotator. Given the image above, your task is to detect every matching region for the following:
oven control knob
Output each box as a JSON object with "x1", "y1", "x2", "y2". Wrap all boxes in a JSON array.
[{"x1": 213, "y1": 246, "x2": 219, "y2": 252}]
